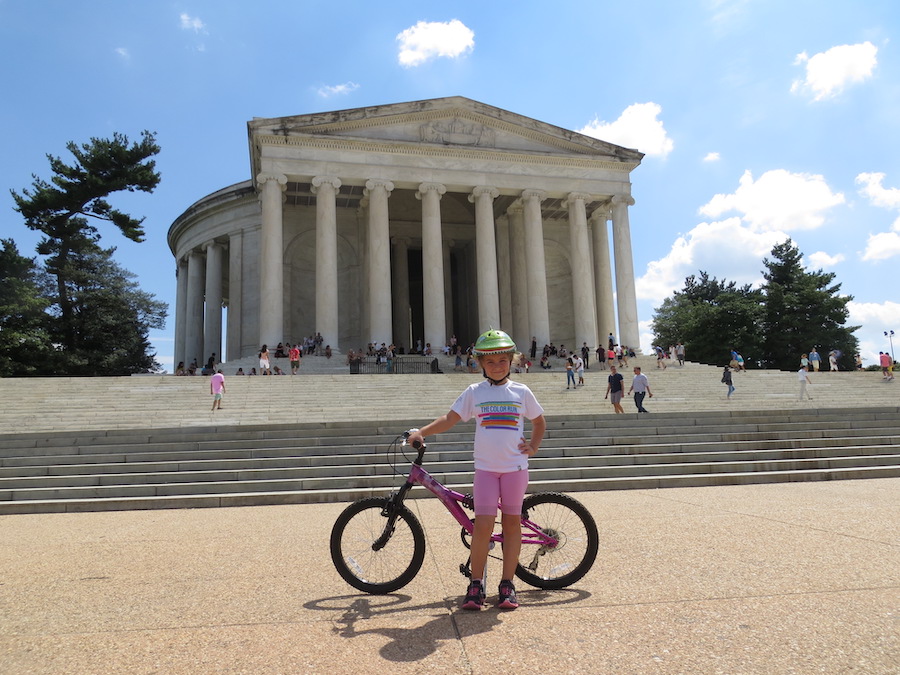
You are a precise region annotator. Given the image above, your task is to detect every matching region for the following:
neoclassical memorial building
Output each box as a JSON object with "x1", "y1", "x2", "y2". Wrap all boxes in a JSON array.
[{"x1": 168, "y1": 97, "x2": 643, "y2": 366}]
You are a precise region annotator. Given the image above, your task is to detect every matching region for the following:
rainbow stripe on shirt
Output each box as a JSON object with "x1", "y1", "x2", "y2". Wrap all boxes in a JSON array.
[{"x1": 476, "y1": 400, "x2": 521, "y2": 431}]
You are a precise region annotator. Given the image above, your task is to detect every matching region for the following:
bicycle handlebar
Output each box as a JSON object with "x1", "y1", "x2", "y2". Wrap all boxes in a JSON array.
[{"x1": 402, "y1": 430, "x2": 427, "y2": 465}]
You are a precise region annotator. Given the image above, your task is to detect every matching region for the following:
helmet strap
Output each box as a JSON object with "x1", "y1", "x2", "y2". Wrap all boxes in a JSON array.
[{"x1": 483, "y1": 368, "x2": 509, "y2": 385}]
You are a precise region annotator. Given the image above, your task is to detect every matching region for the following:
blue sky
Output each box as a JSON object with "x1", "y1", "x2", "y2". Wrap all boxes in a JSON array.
[{"x1": 2, "y1": 0, "x2": 899, "y2": 370}]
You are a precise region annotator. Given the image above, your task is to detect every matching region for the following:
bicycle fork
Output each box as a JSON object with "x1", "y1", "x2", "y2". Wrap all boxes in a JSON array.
[{"x1": 372, "y1": 481, "x2": 414, "y2": 551}]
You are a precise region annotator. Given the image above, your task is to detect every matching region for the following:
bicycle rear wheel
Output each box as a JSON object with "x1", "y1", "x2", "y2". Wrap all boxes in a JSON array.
[
  {"x1": 330, "y1": 497, "x2": 426, "y2": 594},
  {"x1": 515, "y1": 492, "x2": 599, "y2": 589}
]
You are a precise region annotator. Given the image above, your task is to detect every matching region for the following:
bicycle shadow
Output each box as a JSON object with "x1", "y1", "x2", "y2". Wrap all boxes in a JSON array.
[{"x1": 303, "y1": 588, "x2": 592, "y2": 663}]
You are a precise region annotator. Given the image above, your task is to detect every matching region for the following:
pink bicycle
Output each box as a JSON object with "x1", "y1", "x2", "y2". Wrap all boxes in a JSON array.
[{"x1": 330, "y1": 432, "x2": 599, "y2": 594}]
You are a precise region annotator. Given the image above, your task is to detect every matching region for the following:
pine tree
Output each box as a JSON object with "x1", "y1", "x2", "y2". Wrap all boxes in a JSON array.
[
  {"x1": 11, "y1": 131, "x2": 161, "y2": 353},
  {"x1": 760, "y1": 239, "x2": 859, "y2": 370}
]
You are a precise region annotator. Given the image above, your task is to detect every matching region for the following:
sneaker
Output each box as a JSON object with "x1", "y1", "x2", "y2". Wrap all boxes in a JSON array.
[
  {"x1": 461, "y1": 579, "x2": 485, "y2": 610},
  {"x1": 497, "y1": 579, "x2": 519, "y2": 610}
]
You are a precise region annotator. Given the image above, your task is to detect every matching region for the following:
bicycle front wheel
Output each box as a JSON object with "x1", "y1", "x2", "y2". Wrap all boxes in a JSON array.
[
  {"x1": 516, "y1": 492, "x2": 599, "y2": 589},
  {"x1": 330, "y1": 497, "x2": 426, "y2": 594}
]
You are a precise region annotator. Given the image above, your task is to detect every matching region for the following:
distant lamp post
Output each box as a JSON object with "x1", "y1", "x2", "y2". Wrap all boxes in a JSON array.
[{"x1": 886, "y1": 330, "x2": 896, "y2": 363}]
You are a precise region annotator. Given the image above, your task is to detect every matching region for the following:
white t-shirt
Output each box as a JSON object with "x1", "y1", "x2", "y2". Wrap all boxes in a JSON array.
[{"x1": 451, "y1": 379, "x2": 544, "y2": 473}]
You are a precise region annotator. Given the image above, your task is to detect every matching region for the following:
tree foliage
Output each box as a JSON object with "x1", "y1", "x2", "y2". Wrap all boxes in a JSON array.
[
  {"x1": 3, "y1": 131, "x2": 166, "y2": 376},
  {"x1": 651, "y1": 272, "x2": 764, "y2": 367},
  {"x1": 651, "y1": 239, "x2": 859, "y2": 370},
  {"x1": 0, "y1": 239, "x2": 53, "y2": 376},
  {"x1": 760, "y1": 239, "x2": 859, "y2": 370},
  {"x1": 11, "y1": 131, "x2": 161, "y2": 351}
]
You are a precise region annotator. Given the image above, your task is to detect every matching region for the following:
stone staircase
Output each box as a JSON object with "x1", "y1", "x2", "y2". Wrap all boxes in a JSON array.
[{"x1": 0, "y1": 359, "x2": 897, "y2": 513}]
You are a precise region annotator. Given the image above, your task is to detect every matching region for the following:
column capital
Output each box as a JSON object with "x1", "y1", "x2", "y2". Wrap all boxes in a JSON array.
[
  {"x1": 311, "y1": 175, "x2": 342, "y2": 193},
  {"x1": 612, "y1": 193, "x2": 635, "y2": 207},
  {"x1": 256, "y1": 172, "x2": 287, "y2": 189},
  {"x1": 565, "y1": 192, "x2": 593, "y2": 206},
  {"x1": 521, "y1": 189, "x2": 547, "y2": 202},
  {"x1": 590, "y1": 201, "x2": 612, "y2": 222},
  {"x1": 364, "y1": 179, "x2": 395, "y2": 194},
  {"x1": 391, "y1": 236, "x2": 411, "y2": 247},
  {"x1": 506, "y1": 199, "x2": 524, "y2": 216},
  {"x1": 416, "y1": 182, "x2": 446, "y2": 200},
  {"x1": 468, "y1": 185, "x2": 499, "y2": 203}
]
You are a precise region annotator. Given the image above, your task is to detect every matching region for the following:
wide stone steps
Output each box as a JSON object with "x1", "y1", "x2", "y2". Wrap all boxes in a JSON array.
[
  {"x1": 0, "y1": 357, "x2": 897, "y2": 435},
  {"x1": 1, "y1": 408, "x2": 898, "y2": 513}
]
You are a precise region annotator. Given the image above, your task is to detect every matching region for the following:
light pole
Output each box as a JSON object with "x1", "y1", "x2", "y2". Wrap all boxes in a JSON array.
[{"x1": 886, "y1": 330, "x2": 896, "y2": 363}]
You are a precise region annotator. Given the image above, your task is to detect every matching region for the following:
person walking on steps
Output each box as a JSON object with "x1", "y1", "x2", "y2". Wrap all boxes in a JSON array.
[
  {"x1": 210, "y1": 369, "x2": 225, "y2": 411},
  {"x1": 798, "y1": 365, "x2": 813, "y2": 400},
  {"x1": 628, "y1": 366, "x2": 652, "y2": 413},
  {"x1": 407, "y1": 329, "x2": 545, "y2": 612},
  {"x1": 722, "y1": 365, "x2": 734, "y2": 400}
]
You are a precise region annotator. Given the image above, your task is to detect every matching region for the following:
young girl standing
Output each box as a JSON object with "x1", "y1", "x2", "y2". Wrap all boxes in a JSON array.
[{"x1": 407, "y1": 329, "x2": 545, "y2": 610}]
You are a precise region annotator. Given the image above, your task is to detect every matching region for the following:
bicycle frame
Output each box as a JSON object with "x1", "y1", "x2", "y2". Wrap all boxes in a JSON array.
[{"x1": 391, "y1": 444, "x2": 558, "y2": 549}]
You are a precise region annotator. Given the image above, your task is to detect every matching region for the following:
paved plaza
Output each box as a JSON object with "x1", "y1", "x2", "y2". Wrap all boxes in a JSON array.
[{"x1": 1, "y1": 477, "x2": 897, "y2": 674}]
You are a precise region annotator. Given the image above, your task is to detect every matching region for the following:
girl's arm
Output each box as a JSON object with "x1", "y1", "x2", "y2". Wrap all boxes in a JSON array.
[
  {"x1": 407, "y1": 410, "x2": 462, "y2": 447},
  {"x1": 520, "y1": 414, "x2": 546, "y2": 455}
]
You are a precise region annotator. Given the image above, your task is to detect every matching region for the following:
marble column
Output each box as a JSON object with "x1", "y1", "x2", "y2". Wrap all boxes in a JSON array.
[
  {"x1": 311, "y1": 175, "x2": 342, "y2": 351},
  {"x1": 496, "y1": 215, "x2": 512, "y2": 332},
  {"x1": 174, "y1": 258, "x2": 188, "y2": 369},
  {"x1": 391, "y1": 237, "x2": 410, "y2": 350},
  {"x1": 416, "y1": 182, "x2": 447, "y2": 351},
  {"x1": 257, "y1": 172, "x2": 287, "y2": 350},
  {"x1": 611, "y1": 194, "x2": 640, "y2": 351},
  {"x1": 185, "y1": 250, "x2": 205, "y2": 369},
  {"x1": 565, "y1": 192, "x2": 597, "y2": 350},
  {"x1": 227, "y1": 231, "x2": 243, "y2": 361},
  {"x1": 507, "y1": 202, "x2": 529, "y2": 347},
  {"x1": 469, "y1": 186, "x2": 501, "y2": 331},
  {"x1": 365, "y1": 179, "x2": 394, "y2": 346},
  {"x1": 203, "y1": 241, "x2": 224, "y2": 365},
  {"x1": 590, "y1": 205, "x2": 616, "y2": 344},
  {"x1": 443, "y1": 239, "x2": 454, "y2": 339},
  {"x1": 521, "y1": 189, "x2": 550, "y2": 347}
]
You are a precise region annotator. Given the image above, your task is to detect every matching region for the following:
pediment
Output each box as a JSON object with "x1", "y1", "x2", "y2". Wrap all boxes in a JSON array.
[{"x1": 249, "y1": 97, "x2": 643, "y2": 163}]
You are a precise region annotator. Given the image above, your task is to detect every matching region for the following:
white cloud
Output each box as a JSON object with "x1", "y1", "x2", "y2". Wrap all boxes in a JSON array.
[
  {"x1": 703, "y1": 152, "x2": 720, "y2": 162},
  {"x1": 396, "y1": 20, "x2": 474, "y2": 67},
  {"x1": 807, "y1": 251, "x2": 844, "y2": 268},
  {"x1": 791, "y1": 41, "x2": 877, "y2": 101},
  {"x1": 862, "y1": 231, "x2": 900, "y2": 261},
  {"x1": 115, "y1": 47, "x2": 130, "y2": 60},
  {"x1": 848, "y1": 301, "x2": 900, "y2": 363},
  {"x1": 578, "y1": 102, "x2": 674, "y2": 158},
  {"x1": 316, "y1": 82, "x2": 360, "y2": 98},
  {"x1": 856, "y1": 172, "x2": 900, "y2": 209},
  {"x1": 636, "y1": 217, "x2": 786, "y2": 301},
  {"x1": 857, "y1": 172, "x2": 900, "y2": 261},
  {"x1": 180, "y1": 13, "x2": 205, "y2": 32},
  {"x1": 699, "y1": 169, "x2": 844, "y2": 232},
  {"x1": 848, "y1": 300, "x2": 900, "y2": 326}
]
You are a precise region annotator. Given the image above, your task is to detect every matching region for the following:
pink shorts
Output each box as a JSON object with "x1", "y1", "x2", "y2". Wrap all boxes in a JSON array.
[{"x1": 473, "y1": 469, "x2": 529, "y2": 516}]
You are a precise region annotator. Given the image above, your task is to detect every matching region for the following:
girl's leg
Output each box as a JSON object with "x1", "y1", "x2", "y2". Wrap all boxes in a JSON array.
[
  {"x1": 500, "y1": 513, "x2": 522, "y2": 580},
  {"x1": 468, "y1": 515, "x2": 495, "y2": 580}
]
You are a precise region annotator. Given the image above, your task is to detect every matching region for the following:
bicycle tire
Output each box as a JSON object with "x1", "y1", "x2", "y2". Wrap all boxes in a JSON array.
[
  {"x1": 515, "y1": 492, "x2": 599, "y2": 589},
  {"x1": 330, "y1": 497, "x2": 426, "y2": 594}
]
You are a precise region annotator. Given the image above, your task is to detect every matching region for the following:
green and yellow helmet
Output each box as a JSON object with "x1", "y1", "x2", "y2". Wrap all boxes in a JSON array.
[{"x1": 472, "y1": 329, "x2": 517, "y2": 356}]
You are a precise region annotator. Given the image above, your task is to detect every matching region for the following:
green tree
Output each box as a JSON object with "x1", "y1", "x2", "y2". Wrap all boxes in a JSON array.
[
  {"x1": 760, "y1": 239, "x2": 859, "y2": 370},
  {"x1": 50, "y1": 246, "x2": 166, "y2": 375},
  {"x1": 11, "y1": 131, "x2": 161, "y2": 351},
  {"x1": 651, "y1": 272, "x2": 764, "y2": 367},
  {"x1": 0, "y1": 239, "x2": 54, "y2": 376}
]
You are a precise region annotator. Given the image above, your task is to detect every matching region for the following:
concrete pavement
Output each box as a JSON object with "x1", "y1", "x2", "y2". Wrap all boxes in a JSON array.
[{"x1": 1, "y1": 477, "x2": 897, "y2": 674}]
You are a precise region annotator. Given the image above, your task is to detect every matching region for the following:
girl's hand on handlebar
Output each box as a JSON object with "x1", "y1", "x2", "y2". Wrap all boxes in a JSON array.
[{"x1": 404, "y1": 428, "x2": 426, "y2": 449}]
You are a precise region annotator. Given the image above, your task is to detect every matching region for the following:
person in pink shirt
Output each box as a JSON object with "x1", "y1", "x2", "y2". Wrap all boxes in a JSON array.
[
  {"x1": 879, "y1": 352, "x2": 894, "y2": 381},
  {"x1": 210, "y1": 369, "x2": 226, "y2": 411}
]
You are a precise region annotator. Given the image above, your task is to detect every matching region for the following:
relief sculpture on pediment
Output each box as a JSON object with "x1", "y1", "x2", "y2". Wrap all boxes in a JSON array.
[{"x1": 419, "y1": 118, "x2": 496, "y2": 147}]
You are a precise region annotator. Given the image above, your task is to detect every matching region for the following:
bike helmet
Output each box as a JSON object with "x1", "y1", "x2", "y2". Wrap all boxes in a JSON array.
[{"x1": 473, "y1": 329, "x2": 517, "y2": 356}]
